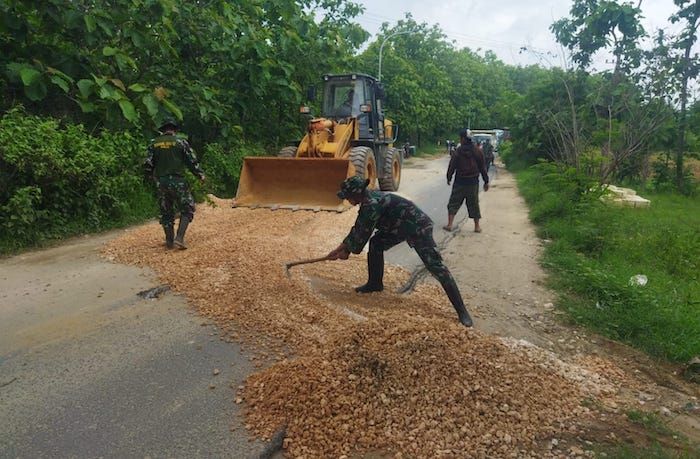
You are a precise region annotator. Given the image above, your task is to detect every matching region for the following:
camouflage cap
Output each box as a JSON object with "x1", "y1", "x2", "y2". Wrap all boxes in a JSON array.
[
  {"x1": 337, "y1": 176, "x2": 369, "y2": 199},
  {"x1": 158, "y1": 119, "x2": 179, "y2": 131}
]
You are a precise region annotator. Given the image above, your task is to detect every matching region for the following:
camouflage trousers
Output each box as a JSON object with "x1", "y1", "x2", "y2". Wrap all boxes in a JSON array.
[
  {"x1": 369, "y1": 226, "x2": 455, "y2": 286},
  {"x1": 157, "y1": 176, "x2": 195, "y2": 228}
]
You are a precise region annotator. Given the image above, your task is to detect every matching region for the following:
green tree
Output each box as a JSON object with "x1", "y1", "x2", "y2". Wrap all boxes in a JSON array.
[
  {"x1": 551, "y1": 0, "x2": 645, "y2": 78},
  {"x1": 669, "y1": 0, "x2": 700, "y2": 189},
  {"x1": 0, "y1": 0, "x2": 366, "y2": 147}
]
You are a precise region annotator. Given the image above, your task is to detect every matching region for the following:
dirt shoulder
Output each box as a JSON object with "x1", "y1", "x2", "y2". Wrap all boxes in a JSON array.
[{"x1": 444, "y1": 160, "x2": 700, "y2": 452}]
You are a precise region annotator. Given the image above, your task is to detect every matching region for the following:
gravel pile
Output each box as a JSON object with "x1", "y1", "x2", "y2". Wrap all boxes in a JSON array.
[
  {"x1": 245, "y1": 321, "x2": 586, "y2": 458},
  {"x1": 104, "y1": 198, "x2": 601, "y2": 458}
]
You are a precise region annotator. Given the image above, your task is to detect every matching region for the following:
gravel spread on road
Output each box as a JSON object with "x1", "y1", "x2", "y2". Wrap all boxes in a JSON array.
[{"x1": 103, "y1": 197, "x2": 617, "y2": 458}]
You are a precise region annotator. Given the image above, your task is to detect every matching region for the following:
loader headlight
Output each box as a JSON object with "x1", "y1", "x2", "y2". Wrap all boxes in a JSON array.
[{"x1": 360, "y1": 104, "x2": 372, "y2": 113}]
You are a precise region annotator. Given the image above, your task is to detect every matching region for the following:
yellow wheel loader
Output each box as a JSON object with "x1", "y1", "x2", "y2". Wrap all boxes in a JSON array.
[{"x1": 233, "y1": 73, "x2": 403, "y2": 211}]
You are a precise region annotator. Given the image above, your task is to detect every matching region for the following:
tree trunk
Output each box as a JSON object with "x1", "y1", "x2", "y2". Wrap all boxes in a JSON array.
[{"x1": 675, "y1": 3, "x2": 700, "y2": 189}]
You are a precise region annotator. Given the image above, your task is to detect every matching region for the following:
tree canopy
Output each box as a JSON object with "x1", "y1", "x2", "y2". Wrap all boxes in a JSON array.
[{"x1": 1, "y1": 0, "x2": 698, "y2": 247}]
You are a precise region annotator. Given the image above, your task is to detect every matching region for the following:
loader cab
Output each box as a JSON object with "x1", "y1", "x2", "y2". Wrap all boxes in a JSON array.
[{"x1": 320, "y1": 74, "x2": 386, "y2": 142}]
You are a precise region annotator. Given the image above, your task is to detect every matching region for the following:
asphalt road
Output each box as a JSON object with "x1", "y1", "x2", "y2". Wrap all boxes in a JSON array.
[
  {"x1": 385, "y1": 152, "x2": 493, "y2": 270},
  {"x1": 0, "y1": 235, "x2": 266, "y2": 459}
]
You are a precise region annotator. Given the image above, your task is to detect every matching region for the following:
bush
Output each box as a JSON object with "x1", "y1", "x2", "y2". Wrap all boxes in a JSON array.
[
  {"x1": 200, "y1": 141, "x2": 265, "y2": 198},
  {"x1": 652, "y1": 157, "x2": 698, "y2": 196},
  {"x1": 516, "y1": 162, "x2": 700, "y2": 362},
  {"x1": 0, "y1": 107, "x2": 155, "y2": 253}
]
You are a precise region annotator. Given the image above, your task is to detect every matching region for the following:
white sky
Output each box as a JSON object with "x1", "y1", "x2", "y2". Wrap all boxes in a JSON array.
[{"x1": 353, "y1": 0, "x2": 693, "y2": 70}]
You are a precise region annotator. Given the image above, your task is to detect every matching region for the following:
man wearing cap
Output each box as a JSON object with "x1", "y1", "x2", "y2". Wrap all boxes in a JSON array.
[
  {"x1": 144, "y1": 119, "x2": 205, "y2": 249},
  {"x1": 326, "y1": 176, "x2": 474, "y2": 327}
]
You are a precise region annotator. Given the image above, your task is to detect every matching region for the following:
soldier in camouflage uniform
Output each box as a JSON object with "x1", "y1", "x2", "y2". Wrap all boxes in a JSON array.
[
  {"x1": 144, "y1": 120, "x2": 205, "y2": 250},
  {"x1": 327, "y1": 176, "x2": 474, "y2": 327}
]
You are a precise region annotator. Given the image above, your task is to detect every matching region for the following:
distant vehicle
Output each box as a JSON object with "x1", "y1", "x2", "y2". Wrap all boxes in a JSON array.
[{"x1": 470, "y1": 130, "x2": 499, "y2": 151}]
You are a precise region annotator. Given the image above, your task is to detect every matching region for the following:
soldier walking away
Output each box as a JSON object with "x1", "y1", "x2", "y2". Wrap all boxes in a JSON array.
[
  {"x1": 444, "y1": 129, "x2": 489, "y2": 233},
  {"x1": 144, "y1": 119, "x2": 205, "y2": 250},
  {"x1": 326, "y1": 176, "x2": 474, "y2": 327},
  {"x1": 483, "y1": 139, "x2": 495, "y2": 170}
]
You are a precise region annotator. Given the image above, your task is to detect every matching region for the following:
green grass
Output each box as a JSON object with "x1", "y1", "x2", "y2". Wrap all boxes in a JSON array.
[
  {"x1": 602, "y1": 444, "x2": 699, "y2": 459},
  {"x1": 515, "y1": 165, "x2": 700, "y2": 362},
  {"x1": 412, "y1": 144, "x2": 449, "y2": 158},
  {"x1": 626, "y1": 410, "x2": 676, "y2": 437},
  {"x1": 599, "y1": 411, "x2": 698, "y2": 458}
]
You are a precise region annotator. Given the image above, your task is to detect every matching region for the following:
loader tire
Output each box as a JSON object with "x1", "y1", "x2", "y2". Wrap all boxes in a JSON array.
[
  {"x1": 378, "y1": 147, "x2": 401, "y2": 191},
  {"x1": 349, "y1": 146, "x2": 378, "y2": 189},
  {"x1": 276, "y1": 146, "x2": 297, "y2": 157}
]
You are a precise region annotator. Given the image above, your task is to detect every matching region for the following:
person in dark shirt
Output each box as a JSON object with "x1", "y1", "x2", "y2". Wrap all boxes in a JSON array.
[
  {"x1": 444, "y1": 129, "x2": 489, "y2": 233},
  {"x1": 483, "y1": 139, "x2": 495, "y2": 169},
  {"x1": 334, "y1": 89, "x2": 354, "y2": 118},
  {"x1": 326, "y1": 176, "x2": 474, "y2": 327},
  {"x1": 143, "y1": 119, "x2": 205, "y2": 249}
]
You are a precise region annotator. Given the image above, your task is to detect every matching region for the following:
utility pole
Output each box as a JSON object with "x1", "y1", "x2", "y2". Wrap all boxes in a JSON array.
[{"x1": 378, "y1": 30, "x2": 412, "y2": 81}]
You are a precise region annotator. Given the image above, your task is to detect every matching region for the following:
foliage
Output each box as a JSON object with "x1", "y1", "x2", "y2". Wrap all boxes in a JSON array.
[
  {"x1": 551, "y1": 0, "x2": 645, "y2": 74},
  {"x1": 0, "y1": 107, "x2": 155, "y2": 252},
  {"x1": 652, "y1": 152, "x2": 698, "y2": 195},
  {"x1": 353, "y1": 14, "x2": 518, "y2": 146},
  {"x1": 516, "y1": 165, "x2": 700, "y2": 362},
  {"x1": 548, "y1": 0, "x2": 700, "y2": 190},
  {"x1": 668, "y1": 0, "x2": 700, "y2": 189},
  {"x1": 0, "y1": 0, "x2": 367, "y2": 148},
  {"x1": 509, "y1": 68, "x2": 593, "y2": 169},
  {"x1": 1, "y1": 0, "x2": 697, "y2": 257},
  {"x1": 200, "y1": 141, "x2": 265, "y2": 198}
]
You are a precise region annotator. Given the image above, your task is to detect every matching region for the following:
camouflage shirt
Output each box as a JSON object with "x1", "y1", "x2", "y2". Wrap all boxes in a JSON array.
[
  {"x1": 144, "y1": 134, "x2": 204, "y2": 181},
  {"x1": 343, "y1": 190, "x2": 434, "y2": 253}
]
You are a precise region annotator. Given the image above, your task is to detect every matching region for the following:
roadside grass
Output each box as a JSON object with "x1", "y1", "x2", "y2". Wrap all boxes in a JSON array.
[
  {"x1": 515, "y1": 165, "x2": 700, "y2": 362},
  {"x1": 626, "y1": 410, "x2": 676, "y2": 438},
  {"x1": 412, "y1": 144, "x2": 449, "y2": 158},
  {"x1": 601, "y1": 444, "x2": 698, "y2": 459},
  {"x1": 596, "y1": 410, "x2": 698, "y2": 458}
]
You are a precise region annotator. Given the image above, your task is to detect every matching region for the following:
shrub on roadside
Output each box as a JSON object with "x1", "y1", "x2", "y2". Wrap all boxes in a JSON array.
[
  {"x1": 0, "y1": 107, "x2": 155, "y2": 253},
  {"x1": 200, "y1": 141, "x2": 265, "y2": 198}
]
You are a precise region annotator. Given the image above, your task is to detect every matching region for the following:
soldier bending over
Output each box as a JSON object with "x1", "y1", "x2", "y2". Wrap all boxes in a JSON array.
[{"x1": 327, "y1": 176, "x2": 474, "y2": 327}]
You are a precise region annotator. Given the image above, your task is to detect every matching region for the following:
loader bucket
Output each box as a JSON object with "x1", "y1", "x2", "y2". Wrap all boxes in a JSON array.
[{"x1": 233, "y1": 157, "x2": 352, "y2": 212}]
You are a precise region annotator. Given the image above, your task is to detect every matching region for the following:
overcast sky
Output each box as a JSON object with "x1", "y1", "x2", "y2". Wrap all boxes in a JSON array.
[{"x1": 353, "y1": 0, "x2": 692, "y2": 71}]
